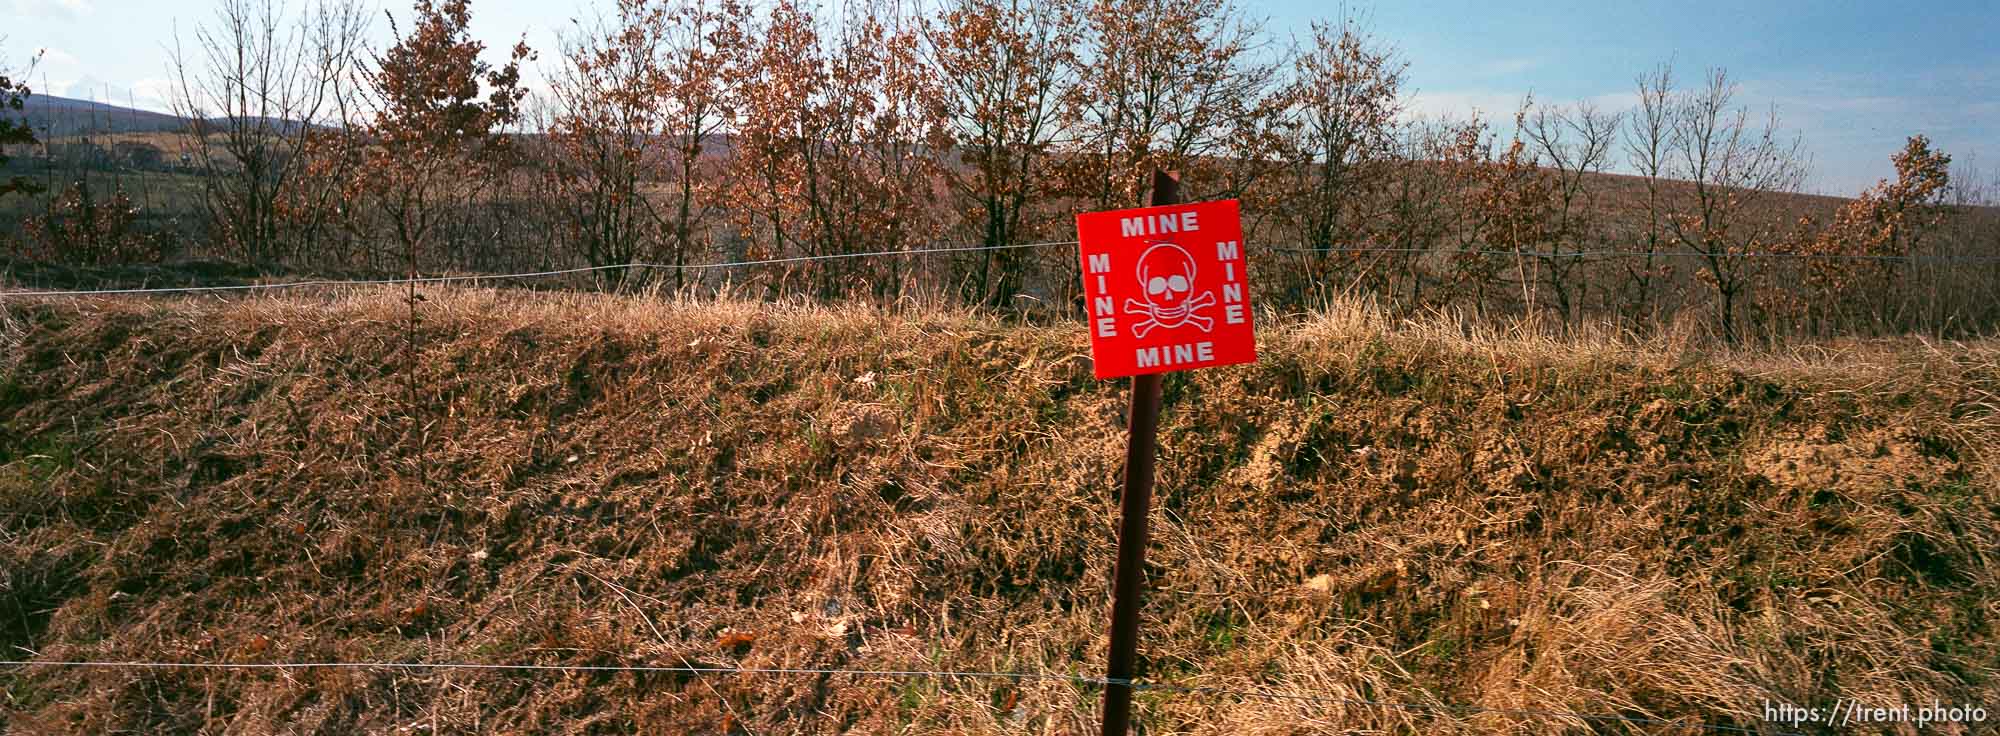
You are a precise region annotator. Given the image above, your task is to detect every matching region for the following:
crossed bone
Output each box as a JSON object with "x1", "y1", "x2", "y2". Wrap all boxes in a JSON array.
[{"x1": 1124, "y1": 291, "x2": 1216, "y2": 338}]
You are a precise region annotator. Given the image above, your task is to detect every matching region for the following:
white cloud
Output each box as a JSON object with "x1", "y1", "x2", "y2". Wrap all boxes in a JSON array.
[
  {"x1": 1398, "y1": 88, "x2": 1626, "y2": 122},
  {"x1": 52, "y1": 74, "x2": 108, "y2": 100},
  {"x1": 9, "y1": 0, "x2": 93, "y2": 20},
  {"x1": 1370, "y1": 71, "x2": 1991, "y2": 197},
  {"x1": 129, "y1": 77, "x2": 179, "y2": 113},
  {"x1": 1400, "y1": 89, "x2": 1530, "y2": 123},
  {"x1": 27, "y1": 74, "x2": 181, "y2": 113},
  {"x1": 35, "y1": 47, "x2": 79, "y2": 68}
]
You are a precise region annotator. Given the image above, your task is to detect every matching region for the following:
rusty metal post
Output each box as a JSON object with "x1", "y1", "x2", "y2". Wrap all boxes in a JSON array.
[{"x1": 1100, "y1": 169, "x2": 1180, "y2": 736}]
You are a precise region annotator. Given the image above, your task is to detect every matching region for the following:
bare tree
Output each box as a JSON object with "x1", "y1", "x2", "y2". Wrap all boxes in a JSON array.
[
  {"x1": 1665, "y1": 68, "x2": 1808, "y2": 342},
  {"x1": 845, "y1": 1, "x2": 954, "y2": 301},
  {"x1": 1618, "y1": 62, "x2": 1675, "y2": 323},
  {"x1": 171, "y1": 0, "x2": 367, "y2": 264},
  {"x1": 728, "y1": 0, "x2": 948, "y2": 301},
  {"x1": 543, "y1": 0, "x2": 744, "y2": 290},
  {"x1": 1521, "y1": 96, "x2": 1620, "y2": 323},
  {"x1": 542, "y1": 0, "x2": 672, "y2": 278},
  {"x1": 1268, "y1": 15, "x2": 1405, "y2": 303},
  {"x1": 925, "y1": 0, "x2": 1081, "y2": 306},
  {"x1": 1280, "y1": 16, "x2": 1403, "y2": 253},
  {"x1": 1062, "y1": 0, "x2": 1282, "y2": 209},
  {"x1": 282, "y1": 1, "x2": 372, "y2": 268},
  {"x1": 1470, "y1": 116, "x2": 1557, "y2": 316},
  {"x1": 656, "y1": 0, "x2": 745, "y2": 291},
  {"x1": 725, "y1": 0, "x2": 816, "y2": 294},
  {"x1": 795, "y1": 2, "x2": 920, "y2": 298},
  {"x1": 1364, "y1": 116, "x2": 1470, "y2": 310},
  {"x1": 1930, "y1": 158, "x2": 2000, "y2": 333}
]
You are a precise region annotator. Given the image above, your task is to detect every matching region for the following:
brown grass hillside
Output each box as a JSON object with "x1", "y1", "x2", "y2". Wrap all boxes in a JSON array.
[{"x1": 1, "y1": 290, "x2": 1996, "y2": 734}]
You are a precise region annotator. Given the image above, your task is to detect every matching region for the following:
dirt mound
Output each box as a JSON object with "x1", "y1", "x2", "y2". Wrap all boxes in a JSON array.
[{"x1": 2, "y1": 290, "x2": 1996, "y2": 734}]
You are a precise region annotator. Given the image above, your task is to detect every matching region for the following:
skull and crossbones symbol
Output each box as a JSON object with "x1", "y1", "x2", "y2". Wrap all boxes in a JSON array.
[{"x1": 1124, "y1": 242, "x2": 1215, "y2": 338}]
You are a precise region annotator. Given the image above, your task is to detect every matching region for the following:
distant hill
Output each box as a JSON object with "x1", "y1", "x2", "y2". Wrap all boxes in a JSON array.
[
  {"x1": 11, "y1": 95, "x2": 189, "y2": 137},
  {"x1": 6, "y1": 94, "x2": 322, "y2": 138}
]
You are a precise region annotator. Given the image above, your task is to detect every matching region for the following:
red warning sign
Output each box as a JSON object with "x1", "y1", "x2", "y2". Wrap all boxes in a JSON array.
[{"x1": 1076, "y1": 199, "x2": 1257, "y2": 379}]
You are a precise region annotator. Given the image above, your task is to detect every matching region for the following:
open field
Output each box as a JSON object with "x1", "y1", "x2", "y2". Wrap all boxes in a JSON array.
[{"x1": 2, "y1": 289, "x2": 1995, "y2": 733}]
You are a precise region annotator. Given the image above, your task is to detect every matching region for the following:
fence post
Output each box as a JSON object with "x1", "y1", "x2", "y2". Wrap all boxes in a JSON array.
[{"x1": 1099, "y1": 169, "x2": 1179, "y2": 736}]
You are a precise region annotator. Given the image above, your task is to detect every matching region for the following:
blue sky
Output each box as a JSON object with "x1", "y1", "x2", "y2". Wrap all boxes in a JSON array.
[{"x1": 7, "y1": 0, "x2": 1994, "y2": 195}]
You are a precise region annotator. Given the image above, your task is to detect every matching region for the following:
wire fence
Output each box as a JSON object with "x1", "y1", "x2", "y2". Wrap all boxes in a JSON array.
[
  {"x1": 4, "y1": 238, "x2": 1998, "y2": 299},
  {"x1": 1266, "y1": 245, "x2": 2000, "y2": 263},
  {"x1": 0, "y1": 658, "x2": 1799, "y2": 734},
  {"x1": 0, "y1": 234, "x2": 1969, "y2": 733},
  {"x1": 0, "y1": 240, "x2": 1080, "y2": 298}
]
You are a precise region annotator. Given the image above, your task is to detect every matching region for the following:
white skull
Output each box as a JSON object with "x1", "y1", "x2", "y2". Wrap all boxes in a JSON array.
[
  {"x1": 1122, "y1": 241, "x2": 1216, "y2": 337},
  {"x1": 1138, "y1": 243, "x2": 1197, "y2": 318}
]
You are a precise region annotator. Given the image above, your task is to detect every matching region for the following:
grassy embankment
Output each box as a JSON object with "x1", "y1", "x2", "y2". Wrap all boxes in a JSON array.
[{"x1": 1, "y1": 289, "x2": 1995, "y2": 734}]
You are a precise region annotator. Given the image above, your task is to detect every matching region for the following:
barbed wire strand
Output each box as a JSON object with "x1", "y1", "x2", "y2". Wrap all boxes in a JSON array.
[
  {"x1": 0, "y1": 659, "x2": 1098, "y2": 683},
  {"x1": 7, "y1": 238, "x2": 2000, "y2": 299},
  {"x1": 1266, "y1": 245, "x2": 2000, "y2": 263},
  {"x1": 0, "y1": 659, "x2": 1800, "y2": 734},
  {"x1": 0, "y1": 239, "x2": 1081, "y2": 298}
]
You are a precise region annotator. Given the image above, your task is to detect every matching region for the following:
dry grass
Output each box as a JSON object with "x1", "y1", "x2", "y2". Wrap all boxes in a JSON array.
[
  {"x1": 0, "y1": 298, "x2": 22, "y2": 374},
  {"x1": 1, "y1": 287, "x2": 1995, "y2": 734}
]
